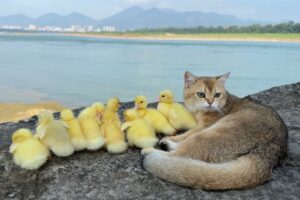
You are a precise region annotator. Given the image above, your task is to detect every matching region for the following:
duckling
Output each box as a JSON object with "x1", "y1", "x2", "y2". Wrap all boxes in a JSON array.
[
  {"x1": 60, "y1": 109, "x2": 87, "y2": 151},
  {"x1": 102, "y1": 97, "x2": 121, "y2": 127},
  {"x1": 78, "y1": 104, "x2": 105, "y2": 150},
  {"x1": 134, "y1": 96, "x2": 175, "y2": 135},
  {"x1": 122, "y1": 109, "x2": 158, "y2": 149},
  {"x1": 9, "y1": 129, "x2": 50, "y2": 170},
  {"x1": 35, "y1": 110, "x2": 74, "y2": 157},
  {"x1": 99, "y1": 98, "x2": 127, "y2": 153},
  {"x1": 102, "y1": 121, "x2": 128, "y2": 153},
  {"x1": 92, "y1": 102, "x2": 105, "y2": 125},
  {"x1": 158, "y1": 90, "x2": 197, "y2": 130}
]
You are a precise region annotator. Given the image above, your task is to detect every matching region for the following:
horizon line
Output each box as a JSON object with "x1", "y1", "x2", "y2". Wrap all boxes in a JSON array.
[{"x1": 0, "y1": 6, "x2": 281, "y2": 23}]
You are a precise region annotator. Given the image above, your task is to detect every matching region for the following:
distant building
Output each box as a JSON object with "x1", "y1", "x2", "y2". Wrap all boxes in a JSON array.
[
  {"x1": 0, "y1": 24, "x2": 102, "y2": 33},
  {"x1": 1, "y1": 25, "x2": 22, "y2": 30},
  {"x1": 102, "y1": 26, "x2": 116, "y2": 32},
  {"x1": 27, "y1": 24, "x2": 37, "y2": 31},
  {"x1": 70, "y1": 25, "x2": 86, "y2": 32},
  {"x1": 37, "y1": 26, "x2": 62, "y2": 32},
  {"x1": 96, "y1": 28, "x2": 102, "y2": 32},
  {"x1": 63, "y1": 27, "x2": 73, "y2": 32},
  {"x1": 86, "y1": 26, "x2": 94, "y2": 32}
]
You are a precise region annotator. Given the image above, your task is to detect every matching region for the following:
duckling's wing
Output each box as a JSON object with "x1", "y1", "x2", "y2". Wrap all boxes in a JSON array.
[
  {"x1": 96, "y1": 115, "x2": 102, "y2": 126},
  {"x1": 9, "y1": 143, "x2": 18, "y2": 153},
  {"x1": 35, "y1": 126, "x2": 46, "y2": 139},
  {"x1": 59, "y1": 120, "x2": 69, "y2": 129},
  {"x1": 121, "y1": 122, "x2": 132, "y2": 131}
]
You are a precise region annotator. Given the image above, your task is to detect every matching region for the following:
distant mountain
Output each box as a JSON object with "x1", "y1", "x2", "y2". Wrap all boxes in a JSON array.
[
  {"x1": 0, "y1": 14, "x2": 34, "y2": 26},
  {"x1": 36, "y1": 12, "x2": 96, "y2": 27},
  {"x1": 0, "y1": 6, "x2": 263, "y2": 29},
  {"x1": 0, "y1": 12, "x2": 96, "y2": 27},
  {"x1": 98, "y1": 6, "x2": 260, "y2": 30}
]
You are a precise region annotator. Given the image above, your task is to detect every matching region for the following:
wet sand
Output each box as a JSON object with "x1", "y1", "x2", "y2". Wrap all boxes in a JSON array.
[
  {"x1": 63, "y1": 33, "x2": 300, "y2": 43},
  {"x1": 0, "y1": 101, "x2": 64, "y2": 123}
]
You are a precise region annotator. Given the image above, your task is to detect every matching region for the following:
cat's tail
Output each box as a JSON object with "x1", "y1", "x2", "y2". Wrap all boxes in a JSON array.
[{"x1": 143, "y1": 151, "x2": 271, "y2": 190}]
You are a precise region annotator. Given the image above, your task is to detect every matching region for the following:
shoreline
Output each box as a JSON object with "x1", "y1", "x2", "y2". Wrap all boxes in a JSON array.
[
  {"x1": 61, "y1": 33, "x2": 300, "y2": 43},
  {"x1": 1, "y1": 31, "x2": 300, "y2": 43},
  {"x1": 0, "y1": 101, "x2": 64, "y2": 123}
]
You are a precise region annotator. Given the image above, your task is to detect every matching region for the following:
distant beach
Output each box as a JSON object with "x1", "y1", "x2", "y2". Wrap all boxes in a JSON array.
[
  {"x1": 2, "y1": 32, "x2": 300, "y2": 43},
  {"x1": 0, "y1": 102, "x2": 64, "y2": 123},
  {"x1": 62, "y1": 32, "x2": 300, "y2": 43}
]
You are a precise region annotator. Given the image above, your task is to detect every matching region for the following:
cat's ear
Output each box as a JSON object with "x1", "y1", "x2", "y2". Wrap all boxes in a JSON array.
[
  {"x1": 184, "y1": 71, "x2": 197, "y2": 87},
  {"x1": 217, "y1": 72, "x2": 230, "y2": 84}
]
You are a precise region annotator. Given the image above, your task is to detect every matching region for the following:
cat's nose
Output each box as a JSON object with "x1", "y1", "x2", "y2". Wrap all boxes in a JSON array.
[{"x1": 207, "y1": 100, "x2": 214, "y2": 105}]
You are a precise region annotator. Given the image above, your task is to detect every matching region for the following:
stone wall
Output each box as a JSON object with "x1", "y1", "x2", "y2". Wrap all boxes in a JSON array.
[{"x1": 0, "y1": 83, "x2": 299, "y2": 199}]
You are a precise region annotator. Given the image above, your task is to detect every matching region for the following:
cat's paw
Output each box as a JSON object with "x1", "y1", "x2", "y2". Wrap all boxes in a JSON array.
[
  {"x1": 141, "y1": 147, "x2": 156, "y2": 155},
  {"x1": 159, "y1": 137, "x2": 178, "y2": 151}
]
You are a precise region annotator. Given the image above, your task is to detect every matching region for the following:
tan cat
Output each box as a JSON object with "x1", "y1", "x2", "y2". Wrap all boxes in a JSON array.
[{"x1": 142, "y1": 71, "x2": 287, "y2": 190}]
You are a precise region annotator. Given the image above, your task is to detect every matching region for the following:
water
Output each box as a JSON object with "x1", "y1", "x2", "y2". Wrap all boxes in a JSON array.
[{"x1": 0, "y1": 33, "x2": 299, "y2": 107}]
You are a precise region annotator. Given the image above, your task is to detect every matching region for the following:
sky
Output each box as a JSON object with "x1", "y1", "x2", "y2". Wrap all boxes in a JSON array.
[{"x1": 0, "y1": 0, "x2": 299, "y2": 22}]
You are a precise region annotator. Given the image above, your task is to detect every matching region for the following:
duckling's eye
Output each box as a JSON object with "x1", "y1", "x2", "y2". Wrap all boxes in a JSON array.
[
  {"x1": 162, "y1": 95, "x2": 165, "y2": 98},
  {"x1": 214, "y1": 92, "x2": 221, "y2": 98},
  {"x1": 140, "y1": 101, "x2": 143, "y2": 104},
  {"x1": 196, "y1": 92, "x2": 205, "y2": 98}
]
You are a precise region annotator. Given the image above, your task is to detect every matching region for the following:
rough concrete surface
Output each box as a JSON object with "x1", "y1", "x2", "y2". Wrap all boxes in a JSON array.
[{"x1": 0, "y1": 83, "x2": 299, "y2": 200}]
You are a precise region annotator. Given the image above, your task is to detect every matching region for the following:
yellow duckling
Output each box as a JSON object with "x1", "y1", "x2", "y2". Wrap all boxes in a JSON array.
[
  {"x1": 78, "y1": 104, "x2": 105, "y2": 151},
  {"x1": 100, "y1": 98, "x2": 127, "y2": 153},
  {"x1": 9, "y1": 129, "x2": 50, "y2": 170},
  {"x1": 35, "y1": 110, "x2": 74, "y2": 157},
  {"x1": 101, "y1": 121, "x2": 128, "y2": 154},
  {"x1": 134, "y1": 96, "x2": 175, "y2": 135},
  {"x1": 101, "y1": 97, "x2": 121, "y2": 127},
  {"x1": 92, "y1": 102, "x2": 105, "y2": 125},
  {"x1": 122, "y1": 109, "x2": 158, "y2": 149},
  {"x1": 158, "y1": 90, "x2": 197, "y2": 130},
  {"x1": 60, "y1": 109, "x2": 87, "y2": 151}
]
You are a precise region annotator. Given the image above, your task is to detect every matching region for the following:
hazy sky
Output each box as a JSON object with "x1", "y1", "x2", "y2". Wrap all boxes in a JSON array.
[{"x1": 1, "y1": 0, "x2": 299, "y2": 22}]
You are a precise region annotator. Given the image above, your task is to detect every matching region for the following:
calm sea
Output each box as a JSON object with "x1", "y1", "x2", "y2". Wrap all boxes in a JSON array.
[{"x1": 0, "y1": 33, "x2": 299, "y2": 107}]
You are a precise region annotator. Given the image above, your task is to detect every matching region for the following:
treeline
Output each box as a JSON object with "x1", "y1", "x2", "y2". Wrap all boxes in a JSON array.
[{"x1": 131, "y1": 21, "x2": 300, "y2": 34}]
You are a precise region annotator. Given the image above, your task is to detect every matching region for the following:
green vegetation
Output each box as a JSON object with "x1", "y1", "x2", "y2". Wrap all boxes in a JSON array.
[
  {"x1": 69, "y1": 22, "x2": 300, "y2": 42},
  {"x1": 132, "y1": 21, "x2": 300, "y2": 34},
  {"x1": 74, "y1": 32, "x2": 300, "y2": 42}
]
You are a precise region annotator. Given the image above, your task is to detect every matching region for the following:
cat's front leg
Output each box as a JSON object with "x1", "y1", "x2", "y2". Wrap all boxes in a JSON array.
[
  {"x1": 141, "y1": 147, "x2": 169, "y2": 155},
  {"x1": 166, "y1": 124, "x2": 205, "y2": 142},
  {"x1": 159, "y1": 137, "x2": 179, "y2": 151},
  {"x1": 159, "y1": 130, "x2": 193, "y2": 151},
  {"x1": 159, "y1": 125, "x2": 204, "y2": 150}
]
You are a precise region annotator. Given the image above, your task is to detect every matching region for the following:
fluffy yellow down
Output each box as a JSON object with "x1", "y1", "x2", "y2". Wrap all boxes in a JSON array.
[
  {"x1": 158, "y1": 90, "x2": 197, "y2": 130},
  {"x1": 100, "y1": 98, "x2": 127, "y2": 153},
  {"x1": 102, "y1": 97, "x2": 121, "y2": 127},
  {"x1": 60, "y1": 109, "x2": 87, "y2": 151},
  {"x1": 35, "y1": 110, "x2": 74, "y2": 157},
  {"x1": 10, "y1": 129, "x2": 49, "y2": 170},
  {"x1": 102, "y1": 121, "x2": 128, "y2": 153},
  {"x1": 135, "y1": 95, "x2": 175, "y2": 135},
  {"x1": 122, "y1": 109, "x2": 158, "y2": 149},
  {"x1": 78, "y1": 105, "x2": 105, "y2": 151}
]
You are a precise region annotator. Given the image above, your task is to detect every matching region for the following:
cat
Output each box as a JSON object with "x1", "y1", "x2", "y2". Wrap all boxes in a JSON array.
[{"x1": 142, "y1": 71, "x2": 287, "y2": 190}]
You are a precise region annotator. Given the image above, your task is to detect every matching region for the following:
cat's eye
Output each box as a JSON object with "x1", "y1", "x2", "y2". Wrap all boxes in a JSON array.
[
  {"x1": 214, "y1": 92, "x2": 221, "y2": 98},
  {"x1": 197, "y1": 92, "x2": 206, "y2": 98}
]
